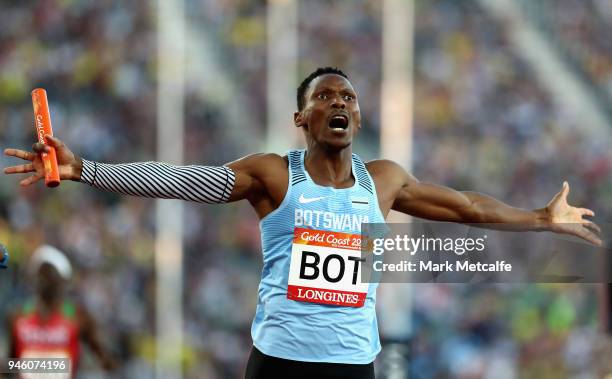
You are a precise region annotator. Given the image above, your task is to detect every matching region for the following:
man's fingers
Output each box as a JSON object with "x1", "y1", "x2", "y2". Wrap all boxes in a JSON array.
[
  {"x1": 561, "y1": 181, "x2": 570, "y2": 200},
  {"x1": 574, "y1": 227, "x2": 602, "y2": 246},
  {"x1": 31, "y1": 134, "x2": 63, "y2": 153},
  {"x1": 4, "y1": 164, "x2": 35, "y2": 175},
  {"x1": 44, "y1": 134, "x2": 63, "y2": 148},
  {"x1": 32, "y1": 143, "x2": 50, "y2": 154},
  {"x1": 575, "y1": 226, "x2": 602, "y2": 246},
  {"x1": 19, "y1": 173, "x2": 43, "y2": 187},
  {"x1": 550, "y1": 181, "x2": 569, "y2": 204},
  {"x1": 4, "y1": 148, "x2": 36, "y2": 161},
  {"x1": 582, "y1": 220, "x2": 602, "y2": 235},
  {"x1": 590, "y1": 237, "x2": 603, "y2": 247},
  {"x1": 579, "y1": 208, "x2": 595, "y2": 217}
]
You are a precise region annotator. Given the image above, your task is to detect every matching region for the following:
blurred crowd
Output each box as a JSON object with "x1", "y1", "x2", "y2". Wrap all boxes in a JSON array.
[
  {"x1": 519, "y1": 0, "x2": 612, "y2": 106},
  {"x1": 0, "y1": 0, "x2": 611, "y2": 378},
  {"x1": 411, "y1": 1, "x2": 612, "y2": 377}
]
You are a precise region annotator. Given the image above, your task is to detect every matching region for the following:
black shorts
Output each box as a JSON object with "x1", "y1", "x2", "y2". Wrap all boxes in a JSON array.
[{"x1": 245, "y1": 346, "x2": 375, "y2": 379}]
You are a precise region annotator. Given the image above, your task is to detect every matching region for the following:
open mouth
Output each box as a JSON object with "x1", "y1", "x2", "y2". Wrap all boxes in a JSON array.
[{"x1": 328, "y1": 115, "x2": 349, "y2": 130}]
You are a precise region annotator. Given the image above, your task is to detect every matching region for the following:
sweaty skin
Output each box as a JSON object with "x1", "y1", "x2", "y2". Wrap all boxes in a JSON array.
[{"x1": 3, "y1": 74, "x2": 602, "y2": 245}]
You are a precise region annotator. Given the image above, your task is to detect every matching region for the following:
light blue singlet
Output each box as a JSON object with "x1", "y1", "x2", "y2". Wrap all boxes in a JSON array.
[{"x1": 252, "y1": 149, "x2": 386, "y2": 364}]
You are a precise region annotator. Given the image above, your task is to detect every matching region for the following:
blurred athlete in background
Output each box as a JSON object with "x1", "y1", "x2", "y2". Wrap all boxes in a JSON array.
[
  {"x1": 5, "y1": 245, "x2": 116, "y2": 378},
  {"x1": 4, "y1": 67, "x2": 602, "y2": 379}
]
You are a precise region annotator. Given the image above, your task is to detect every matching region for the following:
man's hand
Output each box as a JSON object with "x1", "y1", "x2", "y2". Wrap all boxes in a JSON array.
[
  {"x1": 545, "y1": 181, "x2": 602, "y2": 246},
  {"x1": 3, "y1": 135, "x2": 82, "y2": 186},
  {"x1": 371, "y1": 160, "x2": 603, "y2": 246}
]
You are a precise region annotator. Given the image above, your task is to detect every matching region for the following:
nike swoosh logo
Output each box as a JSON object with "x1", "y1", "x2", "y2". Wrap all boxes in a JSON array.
[{"x1": 299, "y1": 194, "x2": 327, "y2": 204}]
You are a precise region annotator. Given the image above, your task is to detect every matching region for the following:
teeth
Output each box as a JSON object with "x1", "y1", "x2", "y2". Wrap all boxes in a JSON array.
[{"x1": 329, "y1": 115, "x2": 348, "y2": 130}]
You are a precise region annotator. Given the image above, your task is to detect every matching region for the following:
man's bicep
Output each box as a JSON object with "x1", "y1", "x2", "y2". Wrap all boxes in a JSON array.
[
  {"x1": 393, "y1": 179, "x2": 472, "y2": 221},
  {"x1": 390, "y1": 169, "x2": 422, "y2": 213},
  {"x1": 225, "y1": 166, "x2": 259, "y2": 202},
  {"x1": 224, "y1": 153, "x2": 271, "y2": 202}
]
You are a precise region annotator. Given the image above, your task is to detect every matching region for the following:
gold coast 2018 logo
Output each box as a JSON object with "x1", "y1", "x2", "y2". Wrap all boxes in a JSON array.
[{"x1": 32, "y1": 92, "x2": 46, "y2": 144}]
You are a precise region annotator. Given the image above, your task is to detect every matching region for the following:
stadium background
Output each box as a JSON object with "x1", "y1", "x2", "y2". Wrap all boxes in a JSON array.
[{"x1": 1, "y1": 0, "x2": 612, "y2": 378}]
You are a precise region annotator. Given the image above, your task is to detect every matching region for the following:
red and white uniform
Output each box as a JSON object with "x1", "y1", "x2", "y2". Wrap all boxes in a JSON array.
[{"x1": 12, "y1": 302, "x2": 80, "y2": 379}]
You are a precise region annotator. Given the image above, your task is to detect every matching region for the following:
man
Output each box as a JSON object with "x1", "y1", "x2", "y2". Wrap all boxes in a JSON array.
[
  {"x1": 4, "y1": 67, "x2": 601, "y2": 378},
  {"x1": 6, "y1": 245, "x2": 116, "y2": 378}
]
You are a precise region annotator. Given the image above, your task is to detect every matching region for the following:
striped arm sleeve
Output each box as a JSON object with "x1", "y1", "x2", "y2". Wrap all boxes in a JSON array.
[{"x1": 79, "y1": 159, "x2": 235, "y2": 203}]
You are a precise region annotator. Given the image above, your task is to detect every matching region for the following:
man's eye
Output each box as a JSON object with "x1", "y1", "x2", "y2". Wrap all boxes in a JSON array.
[
  {"x1": 343, "y1": 95, "x2": 354, "y2": 101},
  {"x1": 317, "y1": 93, "x2": 328, "y2": 100}
]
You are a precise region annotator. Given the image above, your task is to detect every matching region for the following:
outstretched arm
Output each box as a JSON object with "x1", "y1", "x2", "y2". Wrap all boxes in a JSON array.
[
  {"x1": 376, "y1": 160, "x2": 601, "y2": 245},
  {"x1": 77, "y1": 159, "x2": 235, "y2": 203},
  {"x1": 3, "y1": 134, "x2": 269, "y2": 204}
]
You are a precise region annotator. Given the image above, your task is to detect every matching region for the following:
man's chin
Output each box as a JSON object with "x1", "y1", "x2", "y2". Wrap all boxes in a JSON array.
[{"x1": 322, "y1": 138, "x2": 352, "y2": 152}]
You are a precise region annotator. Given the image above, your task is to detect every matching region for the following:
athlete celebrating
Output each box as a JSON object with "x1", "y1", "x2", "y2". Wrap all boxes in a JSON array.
[
  {"x1": 5, "y1": 245, "x2": 116, "y2": 379},
  {"x1": 4, "y1": 67, "x2": 601, "y2": 379}
]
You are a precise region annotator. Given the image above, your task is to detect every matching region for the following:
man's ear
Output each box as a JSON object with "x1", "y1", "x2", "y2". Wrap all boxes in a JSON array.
[{"x1": 294, "y1": 111, "x2": 305, "y2": 129}]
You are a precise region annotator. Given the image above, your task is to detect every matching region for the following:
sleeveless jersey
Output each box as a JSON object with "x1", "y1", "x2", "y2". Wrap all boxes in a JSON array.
[
  {"x1": 12, "y1": 300, "x2": 80, "y2": 379},
  {"x1": 253, "y1": 149, "x2": 385, "y2": 364}
]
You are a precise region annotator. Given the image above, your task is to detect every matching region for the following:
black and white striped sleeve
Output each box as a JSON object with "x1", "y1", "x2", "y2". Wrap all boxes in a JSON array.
[{"x1": 79, "y1": 159, "x2": 235, "y2": 203}]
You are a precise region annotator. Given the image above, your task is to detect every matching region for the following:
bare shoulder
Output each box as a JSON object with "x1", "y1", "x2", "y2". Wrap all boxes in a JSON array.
[
  {"x1": 366, "y1": 159, "x2": 418, "y2": 193},
  {"x1": 365, "y1": 159, "x2": 409, "y2": 180},
  {"x1": 225, "y1": 152, "x2": 288, "y2": 173},
  {"x1": 224, "y1": 152, "x2": 289, "y2": 204},
  {"x1": 366, "y1": 159, "x2": 403, "y2": 172}
]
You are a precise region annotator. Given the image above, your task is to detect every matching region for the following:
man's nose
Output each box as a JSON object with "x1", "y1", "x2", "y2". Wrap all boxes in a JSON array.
[{"x1": 331, "y1": 96, "x2": 346, "y2": 109}]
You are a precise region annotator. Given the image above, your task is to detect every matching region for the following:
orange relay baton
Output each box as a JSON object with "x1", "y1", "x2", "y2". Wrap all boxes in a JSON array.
[{"x1": 31, "y1": 88, "x2": 60, "y2": 187}]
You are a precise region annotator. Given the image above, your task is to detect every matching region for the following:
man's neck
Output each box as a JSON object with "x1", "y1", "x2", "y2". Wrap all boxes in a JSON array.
[
  {"x1": 37, "y1": 296, "x2": 62, "y2": 318},
  {"x1": 304, "y1": 145, "x2": 354, "y2": 188}
]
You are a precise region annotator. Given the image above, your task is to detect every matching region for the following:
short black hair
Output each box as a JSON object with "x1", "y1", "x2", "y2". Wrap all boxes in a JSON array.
[{"x1": 296, "y1": 67, "x2": 348, "y2": 111}]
